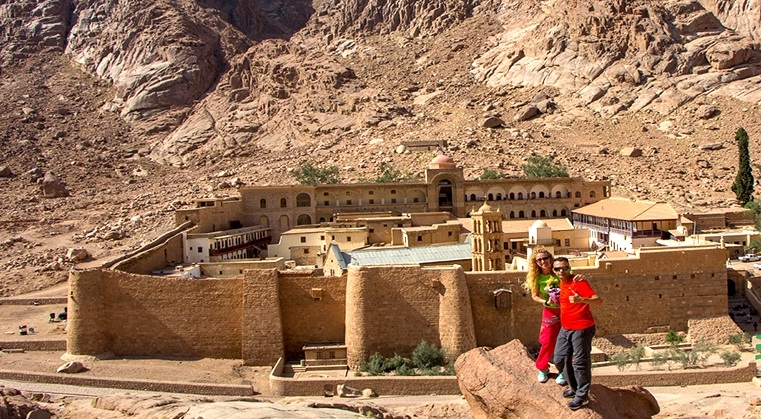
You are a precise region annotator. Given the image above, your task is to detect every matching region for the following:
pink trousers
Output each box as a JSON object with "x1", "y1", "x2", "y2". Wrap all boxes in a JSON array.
[{"x1": 536, "y1": 306, "x2": 561, "y2": 371}]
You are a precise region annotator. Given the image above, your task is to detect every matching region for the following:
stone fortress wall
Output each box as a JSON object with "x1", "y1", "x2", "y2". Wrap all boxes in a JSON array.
[{"x1": 68, "y1": 245, "x2": 729, "y2": 366}]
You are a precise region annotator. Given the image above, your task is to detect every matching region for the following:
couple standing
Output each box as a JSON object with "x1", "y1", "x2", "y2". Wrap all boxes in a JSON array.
[{"x1": 524, "y1": 246, "x2": 602, "y2": 411}]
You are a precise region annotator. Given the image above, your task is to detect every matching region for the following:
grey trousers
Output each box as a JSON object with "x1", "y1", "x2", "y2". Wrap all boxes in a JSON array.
[{"x1": 553, "y1": 325, "x2": 596, "y2": 400}]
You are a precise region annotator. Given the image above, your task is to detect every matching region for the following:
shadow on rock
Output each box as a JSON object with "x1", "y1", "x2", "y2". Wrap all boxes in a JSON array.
[{"x1": 455, "y1": 340, "x2": 660, "y2": 418}]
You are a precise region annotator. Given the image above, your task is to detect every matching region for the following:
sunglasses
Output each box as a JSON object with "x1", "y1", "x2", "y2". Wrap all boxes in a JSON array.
[
  {"x1": 553, "y1": 266, "x2": 570, "y2": 272},
  {"x1": 536, "y1": 256, "x2": 551, "y2": 262}
]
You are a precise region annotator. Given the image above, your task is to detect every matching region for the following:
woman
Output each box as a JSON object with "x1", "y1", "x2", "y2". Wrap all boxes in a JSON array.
[{"x1": 523, "y1": 245, "x2": 566, "y2": 385}]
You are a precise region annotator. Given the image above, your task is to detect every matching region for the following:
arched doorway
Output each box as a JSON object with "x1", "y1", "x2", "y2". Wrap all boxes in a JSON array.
[
  {"x1": 727, "y1": 279, "x2": 737, "y2": 297},
  {"x1": 438, "y1": 179, "x2": 453, "y2": 208},
  {"x1": 297, "y1": 214, "x2": 312, "y2": 225}
]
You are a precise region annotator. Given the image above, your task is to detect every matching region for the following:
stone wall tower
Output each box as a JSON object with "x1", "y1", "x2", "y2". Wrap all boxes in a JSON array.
[{"x1": 471, "y1": 202, "x2": 504, "y2": 271}]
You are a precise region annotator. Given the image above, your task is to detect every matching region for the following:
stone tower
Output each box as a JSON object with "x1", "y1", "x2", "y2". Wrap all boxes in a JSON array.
[{"x1": 471, "y1": 202, "x2": 504, "y2": 271}]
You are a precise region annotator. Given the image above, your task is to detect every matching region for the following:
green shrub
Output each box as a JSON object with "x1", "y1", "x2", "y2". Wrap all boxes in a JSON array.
[
  {"x1": 395, "y1": 363, "x2": 415, "y2": 376},
  {"x1": 360, "y1": 352, "x2": 386, "y2": 376},
  {"x1": 293, "y1": 163, "x2": 339, "y2": 185},
  {"x1": 478, "y1": 168, "x2": 505, "y2": 180},
  {"x1": 629, "y1": 344, "x2": 646, "y2": 370},
  {"x1": 720, "y1": 350, "x2": 742, "y2": 367},
  {"x1": 375, "y1": 163, "x2": 411, "y2": 183},
  {"x1": 384, "y1": 353, "x2": 413, "y2": 372},
  {"x1": 665, "y1": 330, "x2": 683, "y2": 347},
  {"x1": 692, "y1": 340, "x2": 718, "y2": 368},
  {"x1": 521, "y1": 156, "x2": 569, "y2": 178},
  {"x1": 650, "y1": 352, "x2": 667, "y2": 370},
  {"x1": 611, "y1": 351, "x2": 631, "y2": 372},
  {"x1": 729, "y1": 333, "x2": 751, "y2": 351},
  {"x1": 412, "y1": 340, "x2": 446, "y2": 370}
]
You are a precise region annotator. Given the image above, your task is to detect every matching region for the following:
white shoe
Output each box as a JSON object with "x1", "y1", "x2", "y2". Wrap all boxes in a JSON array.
[
  {"x1": 537, "y1": 370, "x2": 549, "y2": 383},
  {"x1": 556, "y1": 373, "x2": 567, "y2": 386}
]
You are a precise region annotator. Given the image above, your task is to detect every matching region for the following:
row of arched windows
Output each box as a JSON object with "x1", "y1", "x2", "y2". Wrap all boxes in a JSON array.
[
  {"x1": 508, "y1": 209, "x2": 568, "y2": 219},
  {"x1": 466, "y1": 191, "x2": 596, "y2": 202},
  {"x1": 259, "y1": 193, "x2": 312, "y2": 209}
]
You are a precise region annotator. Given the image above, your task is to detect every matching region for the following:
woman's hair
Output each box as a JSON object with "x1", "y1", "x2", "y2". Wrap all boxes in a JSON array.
[{"x1": 523, "y1": 245, "x2": 553, "y2": 292}]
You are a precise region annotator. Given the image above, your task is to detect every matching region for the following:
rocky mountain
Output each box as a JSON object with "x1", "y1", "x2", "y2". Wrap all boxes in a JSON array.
[{"x1": 1, "y1": 0, "x2": 761, "y2": 295}]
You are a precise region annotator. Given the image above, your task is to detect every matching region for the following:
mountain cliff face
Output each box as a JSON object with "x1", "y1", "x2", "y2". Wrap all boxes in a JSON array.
[
  {"x1": 4, "y1": 0, "x2": 759, "y2": 165},
  {"x1": 2, "y1": 0, "x2": 761, "y2": 296}
]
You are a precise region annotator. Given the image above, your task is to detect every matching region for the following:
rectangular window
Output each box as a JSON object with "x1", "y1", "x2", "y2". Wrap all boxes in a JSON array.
[
  {"x1": 198, "y1": 247, "x2": 203, "y2": 253},
  {"x1": 320, "y1": 235, "x2": 325, "y2": 240},
  {"x1": 369, "y1": 199, "x2": 374, "y2": 204},
  {"x1": 300, "y1": 237, "x2": 306, "y2": 243},
  {"x1": 324, "y1": 192, "x2": 329, "y2": 196},
  {"x1": 556, "y1": 239, "x2": 561, "y2": 246},
  {"x1": 324, "y1": 200, "x2": 329, "y2": 206},
  {"x1": 565, "y1": 239, "x2": 570, "y2": 247},
  {"x1": 347, "y1": 236, "x2": 352, "y2": 242},
  {"x1": 448, "y1": 231, "x2": 453, "y2": 236},
  {"x1": 391, "y1": 190, "x2": 396, "y2": 194},
  {"x1": 413, "y1": 197, "x2": 419, "y2": 202},
  {"x1": 369, "y1": 228, "x2": 374, "y2": 233},
  {"x1": 304, "y1": 249, "x2": 309, "y2": 254},
  {"x1": 417, "y1": 236, "x2": 422, "y2": 241},
  {"x1": 391, "y1": 198, "x2": 397, "y2": 203},
  {"x1": 347, "y1": 200, "x2": 352, "y2": 205},
  {"x1": 331, "y1": 235, "x2": 335, "y2": 240},
  {"x1": 369, "y1": 191, "x2": 374, "y2": 195}
]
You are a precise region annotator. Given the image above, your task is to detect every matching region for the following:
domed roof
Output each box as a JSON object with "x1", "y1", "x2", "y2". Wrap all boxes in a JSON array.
[
  {"x1": 431, "y1": 155, "x2": 454, "y2": 164},
  {"x1": 531, "y1": 220, "x2": 549, "y2": 229},
  {"x1": 428, "y1": 154, "x2": 456, "y2": 169}
]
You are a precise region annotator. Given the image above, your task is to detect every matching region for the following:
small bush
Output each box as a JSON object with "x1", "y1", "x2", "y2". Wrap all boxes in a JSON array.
[
  {"x1": 360, "y1": 352, "x2": 386, "y2": 376},
  {"x1": 611, "y1": 351, "x2": 631, "y2": 372},
  {"x1": 395, "y1": 363, "x2": 415, "y2": 376},
  {"x1": 650, "y1": 352, "x2": 667, "y2": 370},
  {"x1": 665, "y1": 330, "x2": 683, "y2": 346},
  {"x1": 293, "y1": 163, "x2": 339, "y2": 185},
  {"x1": 412, "y1": 340, "x2": 446, "y2": 370},
  {"x1": 720, "y1": 350, "x2": 742, "y2": 367},
  {"x1": 478, "y1": 168, "x2": 505, "y2": 180},
  {"x1": 729, "y1": 333, "x2": 751, "y2": 351},
  {"x1": 629, "y1": 344, "x2": 646, "y2": 370},
  {"x1": 384, "y1": 353, "x2": 413, "y2": 372}
]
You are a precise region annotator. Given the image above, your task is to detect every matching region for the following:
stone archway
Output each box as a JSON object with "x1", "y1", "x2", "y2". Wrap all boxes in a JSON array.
[{"x1": 727, "y1": 279, "x2": 737, "y2": 297}]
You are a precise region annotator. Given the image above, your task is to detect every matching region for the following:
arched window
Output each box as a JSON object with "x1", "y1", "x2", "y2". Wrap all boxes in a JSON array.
[
  {"x1": 280, "y1": 198, "x2": 287, "y2": 208},
  {"x1": 531, "y1": 192, "x2": 537, "y2": 199},
  {"x1": 509, "y1": 211, "x2": 515, "y2": 219},
  {"x1": 496, "y1": 193, "x2": 502, "y2": 200},
  {"x1": 531, "y1": 210, "x2": 537, "y2": 217},
  {"x1": 518, "y1": 192, "x2": 524, "y2": 200},
  {"x1": 470, "y1": 194, "x2": 476, "y2": 201},
  {"x1": 296, "y1": 193, "x2": 311, "y2": 207},
  {"x1": 540, "y1": 210, "x2": 546, "y2": 217},
  {"x1": 555, "y1": 191, "x2": 561, "y2": 198},
  {"x1": 260, "y1": 199, "x2": 267, "y2": 209},
  {"x1": 575, "y1": 191, "x2": 581, "y2": 198},
  {"x1": 509, "y1": 193, "x2": 515, "y2": 200},
  {"x1": 553, "y1": 209, "x2": 558, "y2": 217},
  {"x1": 488, "y1": 193, "x2": 494, "y2": 201},
  {"x1": 519, "y1": 210, "x2": 525, "y2": 218},
  {"x1": 297, "y1": 214, "x2": 312, "y2": 225},
  {"x1": 590, "y1": 191, "x2": 597, "y2": 198},
  {"x1": 561, "y1": 209, "x2": 567, "y2": 216},
  {"x1": 319, "y1": 217, "x2": 326, "y2": 223}
]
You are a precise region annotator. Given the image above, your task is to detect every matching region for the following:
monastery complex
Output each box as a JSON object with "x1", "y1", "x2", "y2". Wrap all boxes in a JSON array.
[{"x1": 67, "y1": 156, "x2": 754, "y2": 370}]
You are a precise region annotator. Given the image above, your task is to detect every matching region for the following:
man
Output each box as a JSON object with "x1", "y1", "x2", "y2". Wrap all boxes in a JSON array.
[{"x1": 552, "y1": 257, "x2": 601, "y2": 410}]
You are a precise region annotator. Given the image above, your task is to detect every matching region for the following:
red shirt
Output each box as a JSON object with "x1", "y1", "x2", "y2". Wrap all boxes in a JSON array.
[{"x1": 559, "y1": 278, "x2": 596, "y2": 330}]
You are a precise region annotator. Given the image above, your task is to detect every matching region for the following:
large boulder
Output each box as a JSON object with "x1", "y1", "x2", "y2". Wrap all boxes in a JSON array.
[{"x1": 455, "y1": 340, "x2": 660, "y2": 419}]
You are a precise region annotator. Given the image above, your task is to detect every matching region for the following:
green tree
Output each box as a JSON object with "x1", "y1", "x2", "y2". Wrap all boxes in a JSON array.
[
  {"x1": 478, "y1": 168, "x2": 505, "y2": 180},
  {"x1": 521, "y1": 156, "x2": 569, "y2": 178},
  {"x1": 293, "y1": 163, "x2": 339, "y2": 185},
  {"x1": 375, "y1": 163, "x2": 410, "y2": 183},
  {"x1": 732, "y1": 127, "x2": 754, "y2": 205}
]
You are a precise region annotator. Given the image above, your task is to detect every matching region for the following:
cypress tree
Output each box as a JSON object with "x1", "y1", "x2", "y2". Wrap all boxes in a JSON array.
[{"x1": 732, "y1": 127, "x2": 754, "y2": 204}]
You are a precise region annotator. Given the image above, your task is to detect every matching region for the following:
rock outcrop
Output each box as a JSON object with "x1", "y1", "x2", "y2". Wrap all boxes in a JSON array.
[
  {"x1": 455, "y1": 340, "x2": 660, "y2": 418},
  {"x1": 472, "y1": 0, "x2": 761, "y2": 116}
]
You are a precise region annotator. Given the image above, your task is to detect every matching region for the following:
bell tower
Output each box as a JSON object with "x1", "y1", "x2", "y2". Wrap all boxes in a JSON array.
[{"x1": 471, "y1": 202, "x2": 504, "y2": 271}]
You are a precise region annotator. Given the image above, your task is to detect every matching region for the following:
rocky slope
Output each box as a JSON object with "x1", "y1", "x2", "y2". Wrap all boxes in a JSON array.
[{"x1": 1, "y1": 0, "x2": 761, "y2": 295}]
